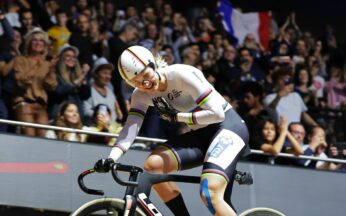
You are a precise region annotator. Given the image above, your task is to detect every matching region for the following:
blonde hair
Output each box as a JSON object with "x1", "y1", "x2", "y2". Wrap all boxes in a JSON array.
[
  {"x1": 154, "y1": 54, "x2": 168, "y2": 69},
  {"x1": 57, "y1": 50, "x2": 83, "y2": 84},
  {"x1": 23, "y1": 30, "x2": 49, "y2": 56}
]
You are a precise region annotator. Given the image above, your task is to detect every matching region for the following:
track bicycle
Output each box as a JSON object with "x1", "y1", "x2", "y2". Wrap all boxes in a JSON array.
[{"x1": 70, "y1": 162, "x2": 253, "y2": 216}]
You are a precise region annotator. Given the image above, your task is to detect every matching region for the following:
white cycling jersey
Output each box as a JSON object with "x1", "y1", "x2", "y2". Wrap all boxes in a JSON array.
[{"x1": 114, "y1": 64, "x2": 231, "y2": 152}]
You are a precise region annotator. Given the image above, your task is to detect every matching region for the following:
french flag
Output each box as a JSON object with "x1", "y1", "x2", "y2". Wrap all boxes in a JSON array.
[{"x1": 218, "y1": 0, "x2": 271, "y2": 51}]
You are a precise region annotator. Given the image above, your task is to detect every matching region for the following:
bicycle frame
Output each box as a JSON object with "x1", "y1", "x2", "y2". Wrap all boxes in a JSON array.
[{"x1": 78, "y1": 163, "x2": 201, "y2": 216}]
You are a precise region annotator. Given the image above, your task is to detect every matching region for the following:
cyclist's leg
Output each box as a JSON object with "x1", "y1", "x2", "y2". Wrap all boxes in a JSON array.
[
  {"x1": 144, "y1": 145, "x2": 182, "y2": 201},
  {"x1": 200, "y1": 129, "x2": 246, "y2": 216},
  {"x1": 144, "y1": 145, "x2": 191, "y2": 216}
]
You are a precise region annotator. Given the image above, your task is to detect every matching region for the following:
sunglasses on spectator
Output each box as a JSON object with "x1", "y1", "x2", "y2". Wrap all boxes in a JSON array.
[{"x1": 283, "y1": 77, "x2": 293, "y2": 85}]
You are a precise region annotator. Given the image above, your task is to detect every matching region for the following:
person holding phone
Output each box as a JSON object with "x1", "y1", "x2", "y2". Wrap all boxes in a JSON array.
[{"x1": 86, "y1": 103, "x2": 123, "y2": 146}]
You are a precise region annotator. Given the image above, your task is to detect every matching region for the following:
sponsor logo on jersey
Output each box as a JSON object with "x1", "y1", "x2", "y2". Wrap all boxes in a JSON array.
[
  {"x1": 167, "y1": 89, "x2": 182, "y2": 100},
  {"x1": 209, "y1": 136, "x2": 233, "y2": 158}
]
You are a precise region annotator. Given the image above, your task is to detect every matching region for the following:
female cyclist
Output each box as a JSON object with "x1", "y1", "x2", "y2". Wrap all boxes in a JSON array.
[{"x1": 94, "y1": 45, "x2": 250, "y2": 216}]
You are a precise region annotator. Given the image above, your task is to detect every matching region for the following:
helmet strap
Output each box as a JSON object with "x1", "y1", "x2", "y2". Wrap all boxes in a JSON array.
[{"x1": 156, "y1": 71, "x2": 161, "y2": 81}]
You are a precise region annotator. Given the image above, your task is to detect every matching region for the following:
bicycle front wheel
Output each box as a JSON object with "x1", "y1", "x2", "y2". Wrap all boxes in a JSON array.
[
  {"x1": 239, "y1": 207, "x2": 286, "y2": 216},
  {"x1": 70, "y1": 197, "x2": 146, "y2": 216}
]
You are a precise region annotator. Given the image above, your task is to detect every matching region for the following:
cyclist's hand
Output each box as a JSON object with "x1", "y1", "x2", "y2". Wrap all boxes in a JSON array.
[
  {"x1": 152, "y1": 97, "x2": 179, "y2": 122},
  {"x1": 94, "y1": 158, "x2": 114, "y2": 173}
]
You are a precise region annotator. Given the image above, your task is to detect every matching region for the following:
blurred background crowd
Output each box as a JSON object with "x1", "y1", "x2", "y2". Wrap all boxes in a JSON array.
[{"x1": 0, "y1": 0, "x2": 345, "y2": 172}]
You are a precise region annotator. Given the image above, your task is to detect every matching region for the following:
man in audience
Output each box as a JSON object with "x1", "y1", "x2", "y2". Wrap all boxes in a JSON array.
[
  {"x1": 240, "y1": 82, "x2": 275, "y2": 146},
  {"x1": 264, "y1": 67, "x2": 318, "y2": 127},
  {"x1": 297, "y1": 126, "x2": 332, "y2": 169},
  {"x1": 108, "y1": 23, "x2": 138, "y2": 123},
  {"x1": 69, "y1": 14, "x2": 94, "y2": 68}
]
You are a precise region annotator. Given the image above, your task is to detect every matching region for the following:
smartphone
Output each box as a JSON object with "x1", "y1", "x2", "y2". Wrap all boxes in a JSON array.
[{"x1": 98, "y1": 105, "x2": 108, "y2": 116}]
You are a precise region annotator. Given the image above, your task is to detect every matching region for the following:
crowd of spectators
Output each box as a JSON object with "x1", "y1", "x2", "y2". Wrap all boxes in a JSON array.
[{"x1": 0, "y1": 0, "x2": 345, "y2": 172}]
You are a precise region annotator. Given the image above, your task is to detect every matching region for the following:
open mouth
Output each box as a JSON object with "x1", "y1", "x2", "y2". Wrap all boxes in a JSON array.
[{"x1": 143, "y1": 80, "x2": 153, "y2": 89}]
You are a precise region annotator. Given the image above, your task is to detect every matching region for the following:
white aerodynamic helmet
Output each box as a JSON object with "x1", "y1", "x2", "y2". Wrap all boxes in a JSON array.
[{"x1": 118, "y1": 45, "x2": 156, "y2": 83}]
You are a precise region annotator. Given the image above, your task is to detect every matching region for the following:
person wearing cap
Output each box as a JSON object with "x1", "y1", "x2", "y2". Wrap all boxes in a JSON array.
[
  {"x1": 94, "y1": 45, "x2": 250, "y2": 216},
  {"x1": 83, "y1": 57, "x2": 123, "y2": 125},
  {"x1": 47, "y1": 43, "x2": 90, "y2": 121},
  {"x1": 2, "y1": 27, "x2": 57, "y2": 137}
]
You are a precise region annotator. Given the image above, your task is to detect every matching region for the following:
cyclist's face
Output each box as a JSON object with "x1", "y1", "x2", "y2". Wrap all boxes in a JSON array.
[
  {"x1": 130, "y1": 67, "x2": 159, "y2": 93},
  {"x1": 262, "y1": 121, "x2": 276, "y2": 142}
]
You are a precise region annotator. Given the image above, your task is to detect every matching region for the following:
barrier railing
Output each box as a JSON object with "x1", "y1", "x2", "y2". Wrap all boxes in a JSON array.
[{"x1": 1, "y1": 119, "x2": 346, "y2": 165}]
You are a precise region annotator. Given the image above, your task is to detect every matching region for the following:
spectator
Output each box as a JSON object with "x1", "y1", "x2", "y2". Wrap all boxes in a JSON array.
[
  {"x1": 264, "y1": 67, "x2": 318, "y2": 126},
  {"x1": 0, "y1": 13, "x2": 17, "y2": 131},
  {"x1": 281, "y1": 122, "x2": 306, "y2": 165},
  {"x1": 297, "y1": 126, "x2": 331, "y2": 170},
  {"x1": 211, "y1": 31, "x2": 225, "y2": 60},
  {"x1": 7, "y1": 28, "x2": 57, "y2": 136},
  {"x1": 252, "y1": 117, "x2": 289, "y2": 164},
  {"x1": 48, "y1": 44, "x2": 90, "y2": 120},
  {"x1": 193, "y1": 15, "x2": 215, "y2": 50},
  {"x1": 83, "y1": 57, "x2": 122, "y2": 125},
  {"x1": 18, "y1": 9, "x2": 36, "y2": 39},
  {"x1": 215, "y1": 44, "x2": 237, "y2": 97},
  {"x1": 235, "y1": 47, "x2": 265, "y2": 83},
  {"x1": 69, "y1": 14, "x2": 94, "y2": 68},
  {"x1": 292, "y1": 38, "x2": 308, "y2": 65},
  {"x1": 287, "y1": 122, "x2": 306, "y2": 148},
  {"x1": 308, "y1": 55, "x2": 326, "y2": 107},
  {"x1": 160, "y1": 44, "x2": 175, "y2": 65},
  {"x1": 293, "y1": 65, "x2": 318, "y2": 108},
  {"x1": 260, "y1": 62, "x2": 280, "y2": 95},
  {"x1": 324, "y1": 64, "x2": 346, "y2": 141},
  {"x1": 241, "y1": 33, "x2": 265, "y2": 60},
  {"x1": 108, "y1": 22, "x2": 138, "y2": 123},
  {"x1": 328, "y1": 145, "x2": 346, "y2": 172},
  {"x1": 86, "y1": 103, "x2": 122, "y2": 146},
  {"x1": 240, "y1": 82, "x2": 275, "y2": 147},
  {"x1": 47, "y1": 8, "x2": 71, "y2": 55},
  {"x1": 46, "y1": 101, "x2": 88, "y2": 142},
  {"x1": 171, "y1": 13, "x2": 196, "y2": 61},
  {"x1": 324, "y1": 65, "x2": 346, "y2": 110}
]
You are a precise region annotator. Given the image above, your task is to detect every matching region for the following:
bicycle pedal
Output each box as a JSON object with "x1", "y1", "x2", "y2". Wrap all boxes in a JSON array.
[{"x1": 234, "y1": 171, "x2": 253, "y2": 185}]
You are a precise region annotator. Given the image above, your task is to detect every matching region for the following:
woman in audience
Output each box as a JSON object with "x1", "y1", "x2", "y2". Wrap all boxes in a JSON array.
[
  {"x1": 293, "y1": 65, "x2": 318, "y2": 108},
  {"x1": 86, "y1": 103, "x2": 122, "y2": 146},
  {"x1": 253, "y1": 117, "x2": 303, "y2": 164},
  {"x1": 4, "y1": 27, "x2": 57, "y2": 137},
  {"x1": 46, "y1": 101, "x2": 89, "y2": 142},
  {"x1": 48, "y1": 43, "x2": 91, "y2": 121}
]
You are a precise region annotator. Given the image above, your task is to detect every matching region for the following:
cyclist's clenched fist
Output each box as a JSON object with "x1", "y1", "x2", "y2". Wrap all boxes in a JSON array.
[{"x1": 94, "y1": 158, "x2": 114, "y2": 173}]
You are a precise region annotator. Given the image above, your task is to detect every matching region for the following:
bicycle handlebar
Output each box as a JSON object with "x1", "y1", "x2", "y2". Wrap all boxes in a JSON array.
[
  {"x1": 77, "y1": 163, "x2": 144, "y2": 196},
  {"x1": 78, "y1": 169, "x2": 104, "y2": 196},
  {"x1": 111, "y1": 163, "x2": 142, "y2": 187}
]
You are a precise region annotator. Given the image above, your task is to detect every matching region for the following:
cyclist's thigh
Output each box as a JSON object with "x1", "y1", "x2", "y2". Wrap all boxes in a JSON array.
[
  {"x1": 145, "y1": 146, "x2": 180, "y2": 173},
  {"x1": 203, "y1": 129, "x2": 246, "y2": 182},
  {"x1": 155, "y1": 130, "x2": 209, "y2": 171}
]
